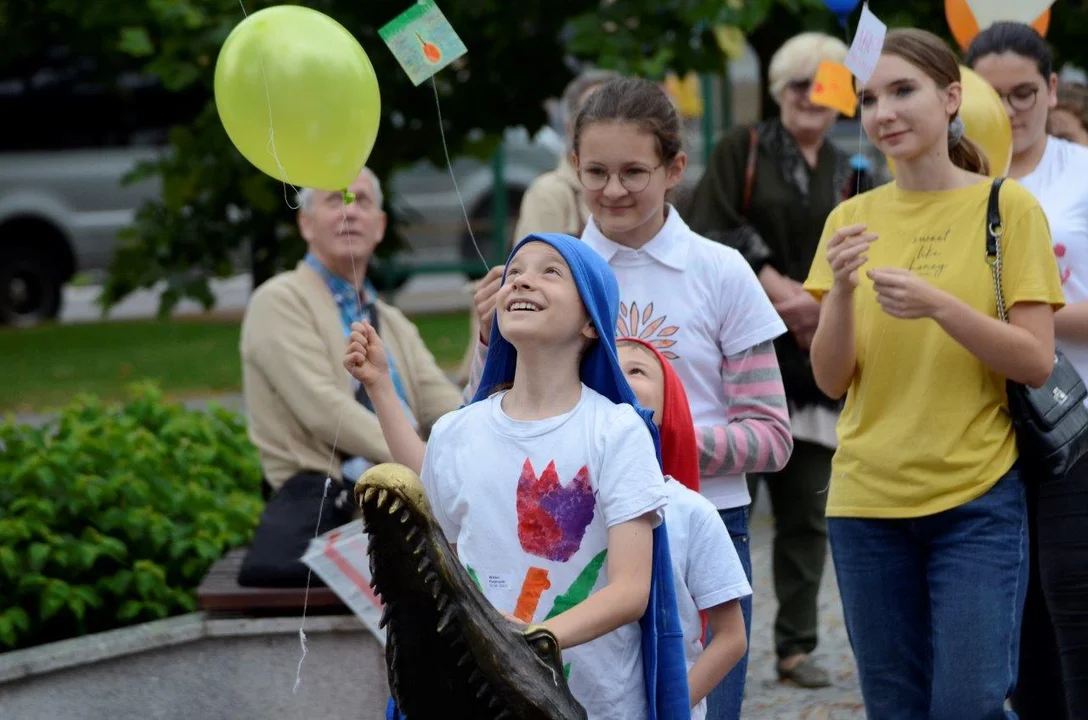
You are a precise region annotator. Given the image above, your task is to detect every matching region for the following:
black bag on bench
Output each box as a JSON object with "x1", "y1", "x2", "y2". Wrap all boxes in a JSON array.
[{"x1": 237, "y1": 470, "x2": 355, "y2": 588}]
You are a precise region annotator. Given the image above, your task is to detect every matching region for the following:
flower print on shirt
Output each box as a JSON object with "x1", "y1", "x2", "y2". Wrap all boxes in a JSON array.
[
  {"x1": 617, "y1": 301, "x2": 681, "y2": 360},
  {"x1": 517, "y1": 459, "x2": 596, "y2": 563},
  {"x1": 1055, "y1": 243, "x2": 1073, "y2": 285}
]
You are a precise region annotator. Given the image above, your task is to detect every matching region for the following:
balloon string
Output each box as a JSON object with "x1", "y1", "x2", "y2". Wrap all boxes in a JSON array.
[
  {"x1": 842, "y1": 4, "x2": 864, "y2": 200},
  {"x1": 431, "y1": 76, "x2": 490, "y2": 271},
  {"x1": 840, "y1": 0, "x2": 887, "y2": 428},
  {"x1": 237, "y1": 0, "x2": 301, "y2": 210},
  {"x1": 232, "y1": 0, "x2": 321, "y2": 702}
]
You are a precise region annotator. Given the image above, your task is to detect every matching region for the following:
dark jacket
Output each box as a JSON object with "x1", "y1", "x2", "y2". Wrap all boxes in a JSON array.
[{"x1": 682, "y1": 118, "x2": 870, "y2": 410}]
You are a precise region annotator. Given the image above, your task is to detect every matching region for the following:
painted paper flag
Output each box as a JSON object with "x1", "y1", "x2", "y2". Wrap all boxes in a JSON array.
[
  {"x1": 379, "y1": 0, "x2": 467, "y2": 86},
  {"x1": 844, "y1": 3, "x2": 887, "y2": 85},
  {"x1": 302, "y1": 519, "x2": 386, "y2": 646},
  {"x1": 810, "y1": 61, "x2": 857, "y2": 117}
]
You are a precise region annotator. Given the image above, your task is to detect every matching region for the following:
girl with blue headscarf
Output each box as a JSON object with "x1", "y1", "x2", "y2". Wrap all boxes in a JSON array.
[{"x1": 346, "y1": 233, "x2": 689, "y2": 720}]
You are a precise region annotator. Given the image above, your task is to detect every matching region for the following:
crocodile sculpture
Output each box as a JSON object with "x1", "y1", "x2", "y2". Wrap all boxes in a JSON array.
[{"x1": 355, "y1": 463, "x2": 588, "y2": 720}]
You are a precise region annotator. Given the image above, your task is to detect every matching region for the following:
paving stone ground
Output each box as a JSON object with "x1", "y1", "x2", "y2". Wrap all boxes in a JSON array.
[{"x1": 742, "y1": 487, "x2": 865, "y2": 720}]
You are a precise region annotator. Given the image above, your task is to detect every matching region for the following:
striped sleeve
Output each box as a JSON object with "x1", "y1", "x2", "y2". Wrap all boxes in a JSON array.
[
  {"x1": 459, "y1": 340, "x2": 489, "y2": 404},
  {"x1": 696, "y1": 340, "x2": 792, "y2": 476}
]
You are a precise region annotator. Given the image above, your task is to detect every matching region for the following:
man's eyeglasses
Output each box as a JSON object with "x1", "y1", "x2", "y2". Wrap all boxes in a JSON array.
[
  {"x1": 996, "y1": 85, "x2": 1040, "y2": 112},
  {"x1": 577, "y1": 164, "x2": 662, "y2": 193}
]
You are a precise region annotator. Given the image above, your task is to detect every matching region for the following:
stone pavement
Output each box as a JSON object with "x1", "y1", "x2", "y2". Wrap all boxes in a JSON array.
[{"x1": 742, "y1": 487, "x2": 864, "y2": 719}]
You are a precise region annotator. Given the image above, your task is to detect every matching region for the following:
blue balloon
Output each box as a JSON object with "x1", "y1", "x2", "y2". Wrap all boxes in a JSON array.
[{"x1": 824, "y1": 0, "x2": 861, "y2": 20}]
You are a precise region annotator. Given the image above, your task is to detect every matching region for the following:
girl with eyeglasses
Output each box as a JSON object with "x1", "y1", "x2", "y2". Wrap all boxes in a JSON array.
[
  {"x1": 464, "y1": 76, "x2": 790, "y2": 719},
  {"x1": 967, "y1": 21, "x2": 1088, "y2": 719}
]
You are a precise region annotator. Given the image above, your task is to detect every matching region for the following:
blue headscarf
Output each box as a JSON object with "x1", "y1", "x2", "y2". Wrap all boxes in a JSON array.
[{"x1": 472, "y1": 233, "x2": 690, "y2": 720}]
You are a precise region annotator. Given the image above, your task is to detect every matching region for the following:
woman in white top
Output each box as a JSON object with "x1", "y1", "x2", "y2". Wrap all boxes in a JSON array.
[{"x1": 968, "y1": 21, "x2": 1088, "y2": 718}]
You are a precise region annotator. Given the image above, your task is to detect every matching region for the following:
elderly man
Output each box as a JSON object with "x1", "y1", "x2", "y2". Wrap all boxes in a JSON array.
[{"x1": 237, "y1": 167, "x2": 461, "y2": 586}]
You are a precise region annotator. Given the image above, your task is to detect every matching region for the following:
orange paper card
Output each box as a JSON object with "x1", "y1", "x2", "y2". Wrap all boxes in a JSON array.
[{"x1": 809, "y1": 61, "x2": 857, "y2": 117}]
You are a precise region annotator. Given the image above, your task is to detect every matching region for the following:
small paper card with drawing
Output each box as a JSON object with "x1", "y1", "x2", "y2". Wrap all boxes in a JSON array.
[
  {"x1": 302, "y1": 519, "x2": 386, "y2": 646},
  {"x1": 810, "y1": 61, "x2": 857, "y2": 117},
  {"x1": 844, "y1": 3, "x2": 887, "y2": 85},
  {"x1": 379, "y1": 0, "x2": 467, "y2": 86}
]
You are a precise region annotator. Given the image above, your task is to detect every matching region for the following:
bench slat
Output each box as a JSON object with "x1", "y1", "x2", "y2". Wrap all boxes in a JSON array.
[{"x1": 197, "y1": 548, "x2": 348, "y2": 613}]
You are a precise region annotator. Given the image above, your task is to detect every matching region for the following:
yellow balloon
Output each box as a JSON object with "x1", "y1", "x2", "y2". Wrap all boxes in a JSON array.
[
  {"x1": 214, "y1": 6, "x2": 381, "y2": 191},
  {"x1": 887, "y1": 65, "x2": 1012, "y2": 179}
]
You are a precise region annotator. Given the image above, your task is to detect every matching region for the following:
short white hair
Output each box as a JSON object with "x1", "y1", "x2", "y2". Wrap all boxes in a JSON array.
[
  {"x1": 297, "y1": 167, "x2": 383, "y2": 211},
  {"x1": 768, "y1": 32, "x2": 849, "y2": 103}
]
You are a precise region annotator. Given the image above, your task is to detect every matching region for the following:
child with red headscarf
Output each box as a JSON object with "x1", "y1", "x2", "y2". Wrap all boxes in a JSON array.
[{"x1": 618, "y1": 337, "x2": 751, "y2": 718}]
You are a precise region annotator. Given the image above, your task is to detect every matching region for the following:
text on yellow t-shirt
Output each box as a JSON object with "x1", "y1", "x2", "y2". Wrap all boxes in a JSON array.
[{"x1": 804, "y1": 179, "x2": 1065, "y2": 519}]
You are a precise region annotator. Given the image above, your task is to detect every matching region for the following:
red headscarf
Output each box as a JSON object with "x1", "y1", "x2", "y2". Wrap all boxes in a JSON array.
[
  {"x1": 617, "y1": 337, "x2": 699, "y2": 492},
  {"x1": 619, "y1": 337, "x2": 709, "y2": 640}
]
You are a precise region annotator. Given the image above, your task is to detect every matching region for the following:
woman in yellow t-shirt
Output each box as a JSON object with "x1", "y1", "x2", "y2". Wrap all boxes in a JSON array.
[{"x1": 803, "y1": 29, "x2": 1065, "y2": 718}]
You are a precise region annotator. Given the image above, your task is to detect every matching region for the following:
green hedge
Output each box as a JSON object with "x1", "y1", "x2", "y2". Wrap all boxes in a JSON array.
[{"x1": 0, "y1": 383, "x2": 264, "y2": 652}]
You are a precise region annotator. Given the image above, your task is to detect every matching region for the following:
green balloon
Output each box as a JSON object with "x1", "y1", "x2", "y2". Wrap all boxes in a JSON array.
[{"x1": 214, "y1": 6, "x2": 381, "y2": 191}]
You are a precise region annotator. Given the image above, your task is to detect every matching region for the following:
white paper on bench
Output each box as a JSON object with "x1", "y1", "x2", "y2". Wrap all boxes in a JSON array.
[{"x1": 302, "y1": 519, "x2": 387, "y2": 647}]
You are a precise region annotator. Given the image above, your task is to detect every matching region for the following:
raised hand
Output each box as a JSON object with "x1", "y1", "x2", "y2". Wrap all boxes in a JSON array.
[
  {"x1": 827, "y1": 224, "x2": 878, "y2": 291},
  {"x1": 474, "y1": 266, "x2": 505, "y2": 344},
  {"x1": 343, "y1": 321, "x2": 389, "y2": 387},
  {"x1": 868, "y1": 268, "x2": 949, "y2": 320}
]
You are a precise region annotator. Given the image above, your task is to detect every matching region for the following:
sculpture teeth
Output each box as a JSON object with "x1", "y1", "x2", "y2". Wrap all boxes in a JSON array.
[
  {"x1": 417, "y1": 556, "x2": 432, "y2": 573},
  {"x1": 414, "y1": 537, "x2": 426, "y2": 556},
  {"x1": 436, "y1": 594, "x2": 448, "y2": 612},
  {"x1": 399, "y1": 509, "x2": 411, "y2": 524},
  {"x1": 457, "y1": 652, "x2": 472, "y2": 668},
  {"x1": 476, "y1": 683, "x2": 490, "y2": 699},
  {"x1": 467, "y1": 669, "x2": 481, "y2": 683},
  {"x1": 388, "y1": 497, "x2": 403, "y2": 514},
  {"x1": 488, "y1": 696, "x2": 501, "y2": 710},
  {"x1": 405, "y1": 526, "x2": 419, "y2": 542},
  {"x1": 379, "y1": 603, "x2": 393, "y2": 629},
  {"x1": 376, "y1": 489, "x2": 389, "y2": 508},
  {"x1": 436, "y1": 606, "x2": 455, "y2": 633},
  {"x1": 495, "y1": 711, "x2": 512, "y2": 719},
  {"x1": 363, "y1": 487, "x2": 376, "y2": 503}
]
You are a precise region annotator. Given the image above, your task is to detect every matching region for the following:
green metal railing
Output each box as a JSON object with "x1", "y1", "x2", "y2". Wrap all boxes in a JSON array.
[{"x1": 377, "y1": 71, "x2": 732, "y2": 290}]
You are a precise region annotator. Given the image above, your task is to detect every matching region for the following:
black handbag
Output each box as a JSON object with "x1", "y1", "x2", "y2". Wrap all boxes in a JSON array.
[
  {"x1": 237, "y1": 471, "x2": 355, "y2": 587},
  {"x1": 986, "y1": 177, "x2": 1088, "y2": 481}
]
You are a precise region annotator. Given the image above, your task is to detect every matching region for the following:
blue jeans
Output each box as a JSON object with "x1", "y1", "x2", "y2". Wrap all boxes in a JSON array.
[
  {"x1": 703, "y1": 505, "x2": 752, "y2": 720},
  {"x1": 829, "y1": 466, "x2": 1028, "y2": 720}
]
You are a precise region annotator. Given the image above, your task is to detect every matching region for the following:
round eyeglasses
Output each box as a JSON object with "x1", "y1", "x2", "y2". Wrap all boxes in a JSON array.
[
  {"x1": 996, "y1": 85, "x2": 1040, "y2": 113},
  {"x1": 577, "y1": 164, "x2": 662, "y2": 193}
]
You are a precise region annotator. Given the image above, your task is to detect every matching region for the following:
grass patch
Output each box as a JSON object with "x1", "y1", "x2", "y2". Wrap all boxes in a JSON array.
[{"x1": 0, "y1": 311, "x2": 471, "y2": 413}]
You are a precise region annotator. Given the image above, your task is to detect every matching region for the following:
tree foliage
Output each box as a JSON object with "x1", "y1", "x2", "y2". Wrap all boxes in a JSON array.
[{"x1": 4, "y1": 0, "x2": 1088, "y2": 315}]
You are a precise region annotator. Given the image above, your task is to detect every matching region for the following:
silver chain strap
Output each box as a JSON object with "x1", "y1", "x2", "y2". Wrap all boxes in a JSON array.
[{"x1": 987, "y1": 219, "x2": 1008, "y2": 323}]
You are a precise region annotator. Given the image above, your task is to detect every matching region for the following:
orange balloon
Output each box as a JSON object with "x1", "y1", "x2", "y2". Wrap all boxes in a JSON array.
[{"x1": 946, "y1": 0, "x2": 1050, "y2": 51}]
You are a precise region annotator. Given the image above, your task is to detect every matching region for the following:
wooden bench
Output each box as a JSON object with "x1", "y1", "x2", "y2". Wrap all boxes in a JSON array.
[{"x1": 197, "y1": 548, "x2": 349, "y2": 615}]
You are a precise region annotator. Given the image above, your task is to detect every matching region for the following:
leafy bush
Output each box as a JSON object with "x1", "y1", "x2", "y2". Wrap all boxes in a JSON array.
[{"x1": 0, "y1": 382, "x2": 264, "y2": 652}]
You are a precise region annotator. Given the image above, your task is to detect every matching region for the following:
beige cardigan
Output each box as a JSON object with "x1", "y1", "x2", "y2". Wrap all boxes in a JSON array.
[
  {"x1": 241, "y1": 262, "x2": 462, "y2": 489},
  {"x1": 511, "y1": 157, "x2": 590, "y2": 240}
]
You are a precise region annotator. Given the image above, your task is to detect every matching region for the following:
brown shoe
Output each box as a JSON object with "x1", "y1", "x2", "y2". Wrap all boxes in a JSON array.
[{"x1": 777, "y1": 655, "x2": 832, "y2": 688}]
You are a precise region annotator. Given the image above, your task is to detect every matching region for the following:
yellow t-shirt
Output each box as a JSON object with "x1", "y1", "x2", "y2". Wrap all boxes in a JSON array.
[{"x1": 804, "y1": 179, "x2": 1065, "y2": 519}]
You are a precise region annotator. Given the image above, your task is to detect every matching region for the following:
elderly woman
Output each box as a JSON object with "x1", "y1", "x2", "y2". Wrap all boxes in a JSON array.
[
  {"x1": 1051, "y1": 81, "x2": 1088, "y2": 146},
  {"x1": 455, "y1": 68, "x2": 619, "y2": 385},
  {"x1": 684, "y1": 31, "x2": 861, "y2": 692}
]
